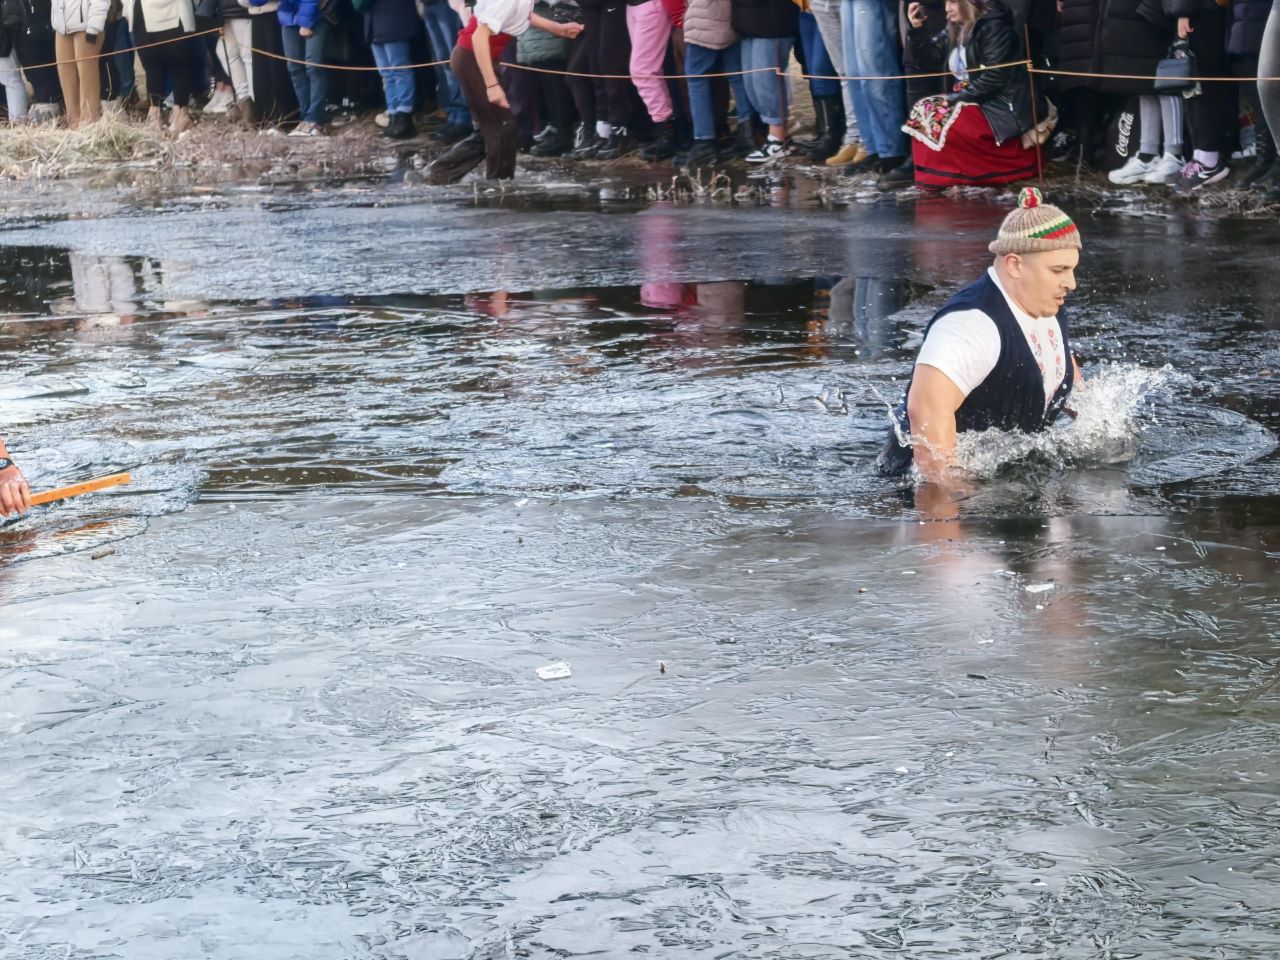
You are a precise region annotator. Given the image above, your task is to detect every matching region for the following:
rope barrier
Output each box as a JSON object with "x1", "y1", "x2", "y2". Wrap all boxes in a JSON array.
[{"x1": 16, "y1": 27, "x2": 223, "y2": 74}]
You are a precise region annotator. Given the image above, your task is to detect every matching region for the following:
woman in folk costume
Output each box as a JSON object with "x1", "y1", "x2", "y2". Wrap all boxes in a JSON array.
[{"x1": 901, "y1": 0, "x2": 1055, "y2": 189}]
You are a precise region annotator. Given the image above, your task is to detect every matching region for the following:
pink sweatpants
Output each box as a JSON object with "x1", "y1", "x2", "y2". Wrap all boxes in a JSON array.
[{"x1": 627, "y1": 0, "x2": 674, "y2": 123}]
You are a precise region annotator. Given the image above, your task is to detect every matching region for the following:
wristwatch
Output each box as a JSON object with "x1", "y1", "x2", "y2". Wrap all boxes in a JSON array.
[{"x1": 0, "y1": 458, "x2": 15, "y2": 472}]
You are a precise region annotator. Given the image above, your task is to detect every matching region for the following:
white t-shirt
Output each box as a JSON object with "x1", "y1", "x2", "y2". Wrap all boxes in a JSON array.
[
  {"x1": 914, "y1": 267, "x2": 1067, "y2": 409},
  {"x1": 474, "y1": 0, "x2": 534, "y2": 38}
]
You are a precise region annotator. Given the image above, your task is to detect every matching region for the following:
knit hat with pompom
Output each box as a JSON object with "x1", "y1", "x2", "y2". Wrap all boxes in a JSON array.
[{"x1": 988, "y1": 187, "x2": 1082, "y2": 256}]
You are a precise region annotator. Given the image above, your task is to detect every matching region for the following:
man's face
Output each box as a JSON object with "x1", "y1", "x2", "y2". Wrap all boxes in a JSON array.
[{"x1": 1004, "y1": 249, "x2": 1079, "y2": 317}]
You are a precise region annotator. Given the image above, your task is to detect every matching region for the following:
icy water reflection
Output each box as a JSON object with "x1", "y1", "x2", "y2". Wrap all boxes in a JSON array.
[{"x1": 0, "y1": 189, "x2": 1278, "y2": 959}]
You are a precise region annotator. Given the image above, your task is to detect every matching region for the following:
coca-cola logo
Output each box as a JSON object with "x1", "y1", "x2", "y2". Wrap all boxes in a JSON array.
[{"x1": 1115, "y1": 111, "x2": 1134, "y2": 156}]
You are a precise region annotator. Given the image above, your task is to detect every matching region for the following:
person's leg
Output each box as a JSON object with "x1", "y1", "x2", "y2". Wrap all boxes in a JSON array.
[
  {"x1": 811, "y1": 0, "x2": 856, "y2": 146},
  {"x1": 0, "y1": 52, "x2": 29, "y2": 121},
  {"x1": 798, "y1": 12, "x2": 839, "y2": 100},
  {"x1": 685, "y1": 41, "x2": 717, "y2": 141},
  {"x1": 55, "y1": 32, "x2": 81, "y2": 125},
  {"x1": 168, "y1": 36, "x2": 195, "y2": 108},
  {"x1": 1159, "y1": 95, "x2": 1184, "y2": 158},
  {"x1": 565, "y1": 6, "x2": 598, "y2": 134},
  {"x1": 280, "y1": 25, "x2": 311, "y2": 121},
  {"x1": 723, "y1": 42, "x2": 752, "y2": 123},
  {"x1": 73, "y1": 32, "x2": 103, "y2": 123},
  {"x1": 849, "y1": 0, "x2": 904, "y2": 160},
  {"x1": 221, "y1": 21, "x2": 253, "y2": 103},
  {"x1": 425, "y1": 3, "x2": 470, "y2": 128},
  {"x1": 113, "y1": 19, "x2": 135, "y2": 99},
  {"x1": 840, "y1": 0, "x2": 875, "y2": 154},
  {"x1": 303, "y1": 19, "x2": 329, "y2": 125},
  {"x1": 600, "y1": 2, "x2": 632, "y2": 128},
  {"x1": 627, "y1": 0, "x2": 673, "y2": 123},
  {"x1": 383, "y1": 39, "x2": 414, "y2": 115},
  {"x1": 456, "y1": 45, "x2": 517, "y2": 177},
  {"x1": 1138, "y1": 95, "x2": 1160, "y2": 158}
]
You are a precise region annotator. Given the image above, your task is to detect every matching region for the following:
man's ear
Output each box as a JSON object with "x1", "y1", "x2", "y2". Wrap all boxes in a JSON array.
[{"x1": 1002, "y1": 253, "x2": 1022, "y2": 278}]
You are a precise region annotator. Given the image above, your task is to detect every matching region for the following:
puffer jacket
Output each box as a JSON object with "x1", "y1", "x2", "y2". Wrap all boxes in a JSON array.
[
  {"x1": 271, "y1": 0, "x2": 318, "y2": 28},
  {"x1": 50, "y1": 0, "x2": 111, "y2": 34},
  {"x1": 909, "y1": 0, "x2": 1043, "y2": 144},
  {"x1": 0, "y1": 0, "x2": 26, "y2": 56},
  {"x1": 684, "y1": 0, "x2": 734, "y2": 49},
  {"x1": 1095, "y1": 0, "x2": 1172, "y2": 93},
  {"x1": 1227, "y1": 0, "x2": 1269, "y2": 56},
  {"x1": 1052, "y1": 0, "x2": 1100, "y2": 90},
  {"x1": 125, "y1": 0, "x2": 193, "y2": 31}
]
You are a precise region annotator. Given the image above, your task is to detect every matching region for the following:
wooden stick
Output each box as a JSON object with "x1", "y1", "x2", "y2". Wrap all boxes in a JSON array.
[{"x1": 30, "y1": 473, "x2": 132, "y2": 507}]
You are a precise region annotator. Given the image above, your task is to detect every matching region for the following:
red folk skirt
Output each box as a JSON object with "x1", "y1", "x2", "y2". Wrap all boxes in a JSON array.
[{"x1": 906, "y1": 99, "x2": 1042, "y2": 188}]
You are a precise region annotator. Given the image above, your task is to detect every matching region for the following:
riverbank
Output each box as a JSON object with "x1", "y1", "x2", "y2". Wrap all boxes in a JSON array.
[{"x1": 2, "y1": 111, "x2": 1279, "y2": 217}]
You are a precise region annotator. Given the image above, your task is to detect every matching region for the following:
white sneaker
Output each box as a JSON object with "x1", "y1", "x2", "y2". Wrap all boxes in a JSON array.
[
  {"x1": 1108, "y1": 154, "x2": 1154, "y2": 184},
  {"x1": 204, "y1": 89, "x2": 234, "y2": 115},
  {"x1": 28, "y1": 102, "x2": 63, "y2": 124},
  {"x1": 374, "y1": 111, "x2": 389, "y2": 129},
  {"x1": 1141, "y1": 152, "x2": 1184, "y2": 185},
  {"x1": 745, "y1": 137, "x2": 788, "y2": 164},
  {"x1": 288, "y1": 122, "x2": 313, "y2": 138}
]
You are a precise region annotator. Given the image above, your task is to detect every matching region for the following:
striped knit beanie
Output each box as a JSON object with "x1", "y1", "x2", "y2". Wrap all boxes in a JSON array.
[{"x1": 988, "y1": 187, "x2": 1082, "y2": 256}]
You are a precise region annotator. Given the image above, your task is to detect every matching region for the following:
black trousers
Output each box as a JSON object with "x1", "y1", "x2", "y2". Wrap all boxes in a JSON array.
[
  {"x1": 1184, "y1": 10, "x2": 1235, "y2": 154},
  {"x1": 134, "y1": 0, "x2": 198, "y2": 107},
  {"x1": 566, "y1": 3, "x2": 631, "y2": 127}
]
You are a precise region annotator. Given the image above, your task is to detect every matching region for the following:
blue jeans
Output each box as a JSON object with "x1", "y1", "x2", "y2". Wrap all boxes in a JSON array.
[
  {"x1": 798, "y1": 12, "x2": 839, "y2": 99},
  {"x1": 686, "y1": 41, "x2": 753, "y2": 141},
  {"x1": 281, "y1": 21, "x2": 329, "y2": 124},
  {"x1": 422, "y1": 1, "x2": 472, "y2": 128},
  {"x1": 112, "y1": 19, "x2": 135, "y2": 98},
  {"x1": 740, "y1": 36, "x2": 793, "y2": 127},
  {"x1": 372, "y1": 40, "x2": 415, "y2": 114},
  {"x1": 840, "y1": 0, "x2": 906, "y2": 158}
]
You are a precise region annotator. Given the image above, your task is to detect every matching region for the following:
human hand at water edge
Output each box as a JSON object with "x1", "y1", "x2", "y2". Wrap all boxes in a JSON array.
[{"x1": 0, "y1": 461, "x2": 31, "y2": 517}]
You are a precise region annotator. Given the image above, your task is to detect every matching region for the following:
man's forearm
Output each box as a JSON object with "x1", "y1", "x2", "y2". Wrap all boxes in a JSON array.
[{"x1": 910, "y1": 415, "x2": 958, "y2": 485}]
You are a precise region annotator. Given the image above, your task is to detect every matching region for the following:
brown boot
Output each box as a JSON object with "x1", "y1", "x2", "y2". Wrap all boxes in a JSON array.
[
  {"x1": 237, "y1": 98, "x2": 257, "y2": 127},
  {"x1": 170, "y1": 105, "x2": 193, "y2": 135},
  {"x1": 146, "y1": 105, "x2": 163, "y2": 131}
]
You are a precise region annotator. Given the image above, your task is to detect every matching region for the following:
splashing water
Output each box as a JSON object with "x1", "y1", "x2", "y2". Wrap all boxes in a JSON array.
[{"x1": 950, "y1": 363, "x2": 1252, "y2": 482}]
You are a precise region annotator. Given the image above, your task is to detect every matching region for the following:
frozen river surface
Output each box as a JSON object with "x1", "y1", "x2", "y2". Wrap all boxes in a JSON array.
[{"x1": 0, "y1": 179, "x2": 1278, "y2": 959}]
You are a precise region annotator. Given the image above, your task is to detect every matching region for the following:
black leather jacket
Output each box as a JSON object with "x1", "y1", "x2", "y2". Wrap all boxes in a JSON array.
[{"x1": 908, "y1": 1, "x2": 1043, "y2": 144}]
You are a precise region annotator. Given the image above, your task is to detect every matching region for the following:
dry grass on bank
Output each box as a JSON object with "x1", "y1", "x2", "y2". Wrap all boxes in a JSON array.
[{"x1": 0, "y1": 117, "x2": 172, "y2": 180}]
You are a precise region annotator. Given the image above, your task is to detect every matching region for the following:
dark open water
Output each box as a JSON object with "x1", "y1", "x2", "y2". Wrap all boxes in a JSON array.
[{"x1": 0, "y1": 178, "x2": 1277, "y2": 959}]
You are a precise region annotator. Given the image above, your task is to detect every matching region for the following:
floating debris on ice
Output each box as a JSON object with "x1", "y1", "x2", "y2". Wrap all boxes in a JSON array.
[{"x1": 536, "y1": 661, "x2": 572, "y2": 681}]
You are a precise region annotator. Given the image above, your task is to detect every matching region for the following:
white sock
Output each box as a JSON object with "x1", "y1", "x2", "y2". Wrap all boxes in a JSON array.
[
  {"x1": 1192, "y1": 149, "x2": 1219, "y2": 168},
  {"x1": 596, "y1": 121, "x2": 610, "y2": 138}
]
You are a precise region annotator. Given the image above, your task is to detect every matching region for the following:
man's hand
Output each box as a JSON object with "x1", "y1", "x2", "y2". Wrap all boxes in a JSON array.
[
  {"x1": 558, "y1": 21, "x2": 584, "y2": 39},
  {"x1": 0, "y1": 462, "x2": 31, "y2": 517},
  {"x1": 300, "y1": 25, "x2": 314, "y2": 37},
  {"x1": 1177, "y1": 17, "x2": 1192, "y2": 38},
  {"x1": 907, "y1": 2, "x2": 926, "y2": 28}
]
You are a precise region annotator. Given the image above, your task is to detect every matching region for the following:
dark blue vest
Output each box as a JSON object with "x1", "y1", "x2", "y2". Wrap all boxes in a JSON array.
[{"x1": 879, "y1": 271, "x2": 1074, "y2": 475}]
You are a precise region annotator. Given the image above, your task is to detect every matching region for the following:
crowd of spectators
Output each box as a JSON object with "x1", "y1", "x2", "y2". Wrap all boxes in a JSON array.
[{"x1": 0, "y1": 0, "x2": 1278, "y2": 195}]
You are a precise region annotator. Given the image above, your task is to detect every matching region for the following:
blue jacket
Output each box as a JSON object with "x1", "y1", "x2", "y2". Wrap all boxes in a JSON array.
[{"x1": 271, "y1": 0, "x2": 321, "y2": 29}]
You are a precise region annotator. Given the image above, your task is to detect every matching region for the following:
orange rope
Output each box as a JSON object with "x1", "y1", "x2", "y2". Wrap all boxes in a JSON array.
[{"x1": 17, "y1": 27, "x2": 223, "y2": 74}]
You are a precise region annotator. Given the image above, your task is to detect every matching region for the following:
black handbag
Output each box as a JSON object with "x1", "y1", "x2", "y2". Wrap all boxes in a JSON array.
[{"x1": 1154, "y1": 40, "x2": 1197, "y2": 94}]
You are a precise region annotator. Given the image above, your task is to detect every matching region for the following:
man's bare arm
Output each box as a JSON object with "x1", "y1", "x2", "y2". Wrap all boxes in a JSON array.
[{"x1": 906, "y1": 364, "x2": 967, "y2": 486}]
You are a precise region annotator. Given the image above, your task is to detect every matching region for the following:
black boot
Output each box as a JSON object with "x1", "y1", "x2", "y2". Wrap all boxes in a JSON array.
[
  {"x1": 1246, "y1": 120, "x2": 1276, "y2": 188},
  {"x1": 383, "y1": 112, "x2": 416, "y2": 140},
  {"x1": 532, "y1": 124, "x2": 573, "y2": 157},
  {"x1": 595, "y1": 126, "x2": 636, "y2": 160},
  {"x1": 876, "y1": 155, "x2": 915, "y2": 190},
  {"x1": 640, "y1": 119, "x2": 677, "y2": 162},
  {"x1": 800, "y1": 95, "x2": 844, "y2": 162},
  {"x1": 719, "y1": 117, "x2": 757, "y2": 160},
  {"x1": 566, "y1": 123, "x2": 604, "y2": 160}
]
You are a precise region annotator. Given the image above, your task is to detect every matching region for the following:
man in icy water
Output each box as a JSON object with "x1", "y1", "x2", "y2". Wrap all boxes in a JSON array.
[
  {"x1": 0, "y1": 436, "x2": 32, "y2": 517},
  {"x1": 880, "y1": 187, "x2": 1083, "y2": 486}
]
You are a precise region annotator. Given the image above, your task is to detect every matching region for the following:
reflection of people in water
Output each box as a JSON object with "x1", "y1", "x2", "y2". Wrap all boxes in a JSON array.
[
  {"x1": 0, "y1": 435, "x2": 32, "y2": 516},
  {"x1": 881, "y1": 187, "x2": 1084, "y2": 488}
]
